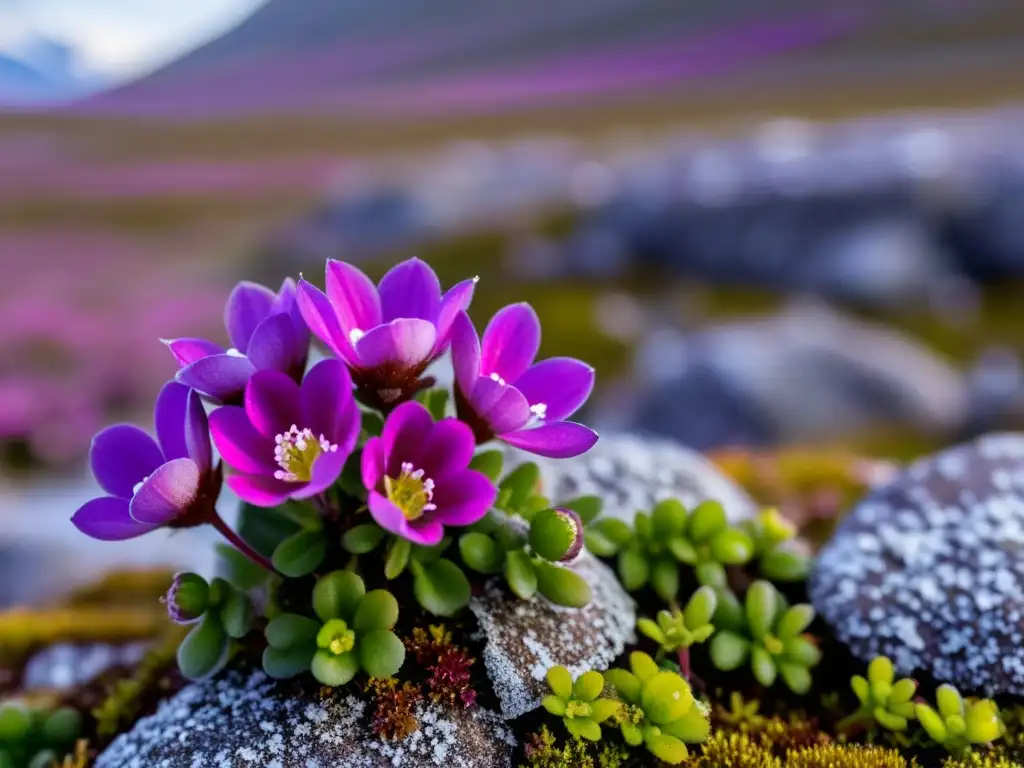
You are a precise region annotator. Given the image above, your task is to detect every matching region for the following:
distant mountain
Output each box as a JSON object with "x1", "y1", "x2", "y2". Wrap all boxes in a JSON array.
[{"x1": 0, "y1": 36, "x2": 98, "y2": 105}]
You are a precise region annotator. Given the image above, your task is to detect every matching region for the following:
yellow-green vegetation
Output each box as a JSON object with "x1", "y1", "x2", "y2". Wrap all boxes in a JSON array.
[{"x1": 0, "y1": 608, "x2": 165, "y2": 662}]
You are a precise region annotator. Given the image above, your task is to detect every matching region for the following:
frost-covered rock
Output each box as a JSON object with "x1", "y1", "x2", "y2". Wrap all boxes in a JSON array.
[
  {"x1": 810, "y1": 433, "x2": 1024, "y2": 695},
  {"x1": 504, "y1": 430, "x2": 757, "y2": 523},
  {"x1": 470, "y1": 553, "x2": 634, "y2": 720},
  {"x1": 95, "y1": 668, "x2": 515, "y2": 768}
]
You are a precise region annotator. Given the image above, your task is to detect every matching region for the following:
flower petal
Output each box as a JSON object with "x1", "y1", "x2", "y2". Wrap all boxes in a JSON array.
[
  {"x1": 430, "y1": 469, "x2": 496, "y2": 527},
  {"x1": 291, "y1": 448, "x2": 347, "y2": 499},
  {"x1": 227, "y1": 473, "x2": 294, "y2": 507},
  {"x1": 276, "y1": 277, "x2": 312, "y2": 368},
  {"x1": 415, "y1": 418, "x2": 476, "y2": 481},
  {"x1": 481, "y1": 302, "x2": 541, "y2": 383},
  {"x1": 514, "y1": 357, "x2": 596, "y2": 422},
  {"x1": 361, "y1": 437, "x2": 386, "y2": 492},
  {"x1": 404, "y1": 519, "x2": 445, "y2": 547},
  {"x1": 354, "y1": 318, "x2": 436, "y2": 369},
  {"x1": 300, "y1": 359, "x2": 358, "y2": 451},
  {"x1": 176, "y1": 354, "x2": 257, "y2": 404},
  {"x1": 369, "y1": 492, "x2": 443, "y2": 546},
  {"x1": 90, "y1": 425, "x2": 164, "y2": 498},
  {"x1": 185, "y1": 389, "x2": 212, "y2": 472},
  {"x1": 209, "y1": 406, "x2": 276, "y2": 474},
  {"x1": 380, "y1": 401, "x2": 434, "y2": 475},
  {"x1": 469, "y1": 377, "x2": 531, "y2": 435},
  {"x1": 378, "y1": 257, "x2": 441, "y2": 323},
  {"x1": 163, "y1": 337, "x2": 224, "y2": 368},
  {"x1": 72, "y1": 496, "x2": 156, "y2": 541},
  {"x1": 326, "y1": 259, "x2": 382, "y2": 338},
  {"x1": 297, "y1": 278, "x2": 356, "y2": 363},
  {"x1": 225, "y1": 281, "x2": 276, "y2": 353},
  {"x1": 245, "y1": 370, "x2": 302, "y2": 438},
  {"x1": 501, "y1": 421, "x2": 599, "y2": 459},
  {"x1": 450, "y1": 311, "x2": 481, "y2": 395},
  {"x1": 155, "y1": 380, "x2": 190, "y2": 461},
  {"x1": 246, "y1": 313, "x2": 298, "y2": 374},
  {"x1": 434, "y1": 278, "x2": 477, "y2": 354},
  {"x1": 129, "y1": 458, "x2": 201, "y2": 525}
]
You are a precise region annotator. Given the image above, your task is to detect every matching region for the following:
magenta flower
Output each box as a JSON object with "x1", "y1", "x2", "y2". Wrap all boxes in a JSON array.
[
  {"x1": 361, "y1": 401, "x2": 496, "y2": 546},
  {"x1": 450, "y1": 304, "x2": 598, "y2": 459},
  {"x1": 209, "y1": 359, "x2": 360, "y2": 506},
  {"x1": 297, "y1": 257, "x2": 476, "y2": 408},
  {"x1": 72, "y1": 381, "x2": 220, "y2": 541},
  {"x1": 164, "y1": 278, "x2": 310, "y2": 404}
]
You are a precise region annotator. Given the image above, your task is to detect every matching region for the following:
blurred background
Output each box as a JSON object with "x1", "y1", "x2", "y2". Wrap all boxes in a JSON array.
[{"x1": 3, "y1": 0, "x2": 1024, "y2": 604}]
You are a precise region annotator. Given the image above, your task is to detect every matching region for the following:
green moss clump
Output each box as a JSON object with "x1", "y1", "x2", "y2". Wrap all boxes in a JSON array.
[{"x1": 521, "y1": 725, "x2": 629, "y2": 768}]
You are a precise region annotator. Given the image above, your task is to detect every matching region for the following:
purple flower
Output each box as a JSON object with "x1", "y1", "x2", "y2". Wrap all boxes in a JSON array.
[
  {"x1": 361, "y1": 401, "x2": 496, "y2": 546},
  {"x1": 209, "y1": 358, "x2": 360, "y2": 507},
  {"x1": 297, "y1": 258, "x2": 475, "y2": 408},
  {"x1": 164, "y1": 278, "x2": 310, "y2": 405},
  {"x1": 72, "y1": 381, "x2": 219, "y2": 541},
  {"x1": 450, "y1": 304, "x2": 598, "y2": 459}
]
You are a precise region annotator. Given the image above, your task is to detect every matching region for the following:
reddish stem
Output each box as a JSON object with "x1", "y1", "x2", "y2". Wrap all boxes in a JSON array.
[
  {"x1": 210, "y1": 510, "x2": 276, "y2": 573},
  {"x1": 678, "y1": 647, "x2": 691, "y2": 681}
]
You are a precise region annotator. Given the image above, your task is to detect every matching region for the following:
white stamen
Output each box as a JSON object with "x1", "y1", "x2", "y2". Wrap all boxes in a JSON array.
[
  {"x1": 524, "y1": 402, "x2": 548, "y2": 429},
  {"x1": 349, "y1": 328, "x2": 365, "y2": 345},
  {"x1": 226, "y1": 347, "x2": 245, "y2": 358},
  {"x1": 488, "y1": 372, "x2": 507, "y2": 386},
  {"x1": 132, "y1": 476, "x2": 150, "y2": 496},
  {"x1": 273, "y1": 425, "x2": 338, "y2": 482}
]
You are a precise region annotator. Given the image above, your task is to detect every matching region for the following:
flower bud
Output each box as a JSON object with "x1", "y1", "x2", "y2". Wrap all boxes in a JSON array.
[
  {"x1": 529, "y1": 507, "x2": 584, "y2": 563},
  {"x1": 163, "y1": 572, "x2": 210, "y2": 624}
]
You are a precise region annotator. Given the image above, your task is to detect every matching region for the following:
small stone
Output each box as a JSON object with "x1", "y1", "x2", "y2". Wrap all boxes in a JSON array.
[
  {"x1": 469, "y1": 553, "x2": 635, "y2": 720},
  {"x1": 810, "y1": 432, "x2": 1024, "y2": 695},
  {"x1": 95, "y1": 667, "x2": 515, "y2": 768}
]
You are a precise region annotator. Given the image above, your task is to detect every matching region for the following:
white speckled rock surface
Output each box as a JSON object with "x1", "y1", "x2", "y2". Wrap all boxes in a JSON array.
[
  {"x1": 95, "y1": 668, "x2": 515, "y2": 768},
  {"x1": 503, "y1": 431, "x2": 757, "y2": 524},
  {"x1": 810, "y1": 432, "x2": 1024, "y2": 695},
  {"x1": 469, "y1": 553, "x2": 635, "y2": 720}
]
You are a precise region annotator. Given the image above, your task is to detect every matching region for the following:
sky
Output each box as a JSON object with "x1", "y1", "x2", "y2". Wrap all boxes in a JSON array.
[{"x1": 0, "y1": 0, "x2": 264, "y2": 81}]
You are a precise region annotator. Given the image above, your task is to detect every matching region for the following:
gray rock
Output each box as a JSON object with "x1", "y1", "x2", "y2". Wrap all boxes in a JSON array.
[
  {"x1": 96, "y1": 667, "x2": 515, "y2": 768},
  {"x1": 22, "y1": 642, "x2": 148, "y2": 691},
  {"x1": 504, "y1": 431, "x2": 758, "y2": 524},
  {"x1": 810, "y1": 433, "x2": 1024, "y2": 695},
  {"x1": 470, "y1": 553, "x2": 634, "y2": 720}
]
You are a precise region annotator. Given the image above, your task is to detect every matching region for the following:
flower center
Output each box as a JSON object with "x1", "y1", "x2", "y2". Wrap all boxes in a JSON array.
[
  {"x1": 565, "y1": 700, "x2": 592, "y2": 719},
  {"x1": 384, "y1": 462, "x2": 437, "y2": 521},
  {"x1": 317, "y1": 619, "x2": 356, "y2": 656},
  {"x1": 273, "y1": 425, "x2": 338, "y2": 482}
]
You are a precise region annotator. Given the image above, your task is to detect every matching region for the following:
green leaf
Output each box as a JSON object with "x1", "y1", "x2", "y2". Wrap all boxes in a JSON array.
[
  {"x1": 694, "y1": 561, "x2": 726, "y2": 588},
  {"x1": 712, "y1": 588, "x2": 746, "y2": 632},
  {"x1": 663, "y1": 705, "x2": 711, "y2": 743},
  {"x1": 353, "y1": 590, "x2": 399, "y2": 631},
  {"x1": 498, "y1": 462, "x2": 540, "y2": 512},
  {"x1": 651, "y1": 499, "x2": 687, "y2": 539},
  {"x1": 339, "y1": 449, "x2": 367, "y2": 499},
  {"x1": 650, "y1": 559, "x2": 680, "y2": 603},
  {"x1": 236, "y1": 502, "x2": 302, "y2": 558},
  {"x1": 630, "y1": 651, "x2": 660, "y2": 684},
  {"x1": 505, "y1": 549, "x2": 538, "y2": 600},
  {"x1": 751, "y1": 646, "x2": 777, "y2": 687},
  {"x1": 683, "y1": 586, "x2": 717, "y2": 629},
  {"x1": 591, "y1": 699, "x2": 622, "y2": 724},
  {"x1": 265, "y1": 613, "x2": 320, "y2": 649},
  {"x1": 708, "y1": 529, "x2": 754, "y2": 565},
  {"x1": 411, "y1": 558, "x2": 472, "y2": 617},
  {"x1": 604, "y1": 669, "x2": 641, "y2": 704},
  {"x1": 385, "y1": 537, "x2": 412, "y2": 579},
  {"x1": 620, "y1": 721, "x2": 644, "y2": 746},
  {"x1": 272, "y1": 530, "x2": 327, "y2": 578},
  {"x1": 359, "y1": 629, "x2": 407, "y2": 678},
  {"x1": 415, "y1": 388, "x2": 451, "y2": 420},
  {"x1": 618, "y1": 548, "x2": 650, "y2": 591},
  {"x1": 310, "y1": 649, "x2": 359, "y2": 686},
  {"x1": 779, "y1": 662, "x2": 811, "y2": 694},
  {"x1": 215, "y1": 544, "x2": 270, "y2": 591},
  {"x1": 745, "y1": 581, "x2": 778, "y2": 639},
  {"x1": 546, "y1": 665, "x2": 574, "y2": 699},
  {"x1": 936, "y1": 684, "x2": 963, "y2": 719},
  {"x1": 564, "y1": 495, "x2": 602, "y2": 524},
  {"x1": 868, "y1": 656, "x2": 894, "y2": 687},
  {"x1": 341, "y1": 523, "x2": 387, "y2": 554},
  {"x1": 776, "y1": 605, "x2": 815, "y2": 639},
  {"x1": 641, "y1": 671, "x2": 693, "y2": 724},
  {"x1": 637, "y1": 618, "x2": 666, "y2": 645},
  {"x1": 530, "y1": 508, "x2": 577, "y2": 562},
  {"x1": 220, "y1": 588, "x2": 254, "y2": 639},
  {"x1": 709, "y1": 631, "x2": 750, "y2": 671},
  {"x1": 667, "y1": 536, "x2": 698, "y2": 564},
  {"x1": 574, "y1": 670, "x2": 605, "y2": 702},
  {"x1": 361, "y1": 410, "x2": 385, "y2": 438},
  {"x1": 535, "y1": 561, "x2": 592, "y2": 608},
  {"x1": 916, "y1": 703, "x2": 948, "y2": 743},
  {"x1": 177, "y1": 614, "x2": 229, "y2": 681},
  {"x1": 41, "y1": 707, "x2": 81, "y2": 743},
  {"x1": 688, "y1": 500, "x2": 727, "y2": 543},
  {"x1": 459, "y1": 532, "x2": 505, "y2": 574},
  {"x1": 759, "y1": 545, "x2": 810, "y2": 581},
  {"x1": 262, "y1": 644, "x2": 315, "y2": 680},
  {"x1": 411, "y1": 537, "x2": 452, "y2": 563},
  {"x1": 469, "y1": 450, "x2": 504, "y2": 482},
  {"x1": 565, "y1": 716, "x2": 602, "y2": 742},
  {"x1": 542, "y1": 695, "x2": 568, "y2": 716},
  {"x1": 312, "y1": 571, "x2": 366, "y2": 623},
  {"x1": 645, "y1": 732, "x2": 688, "y2": 764},
  {"x1": 0, "y1": 706, "x2": 30, "y2": 741}
]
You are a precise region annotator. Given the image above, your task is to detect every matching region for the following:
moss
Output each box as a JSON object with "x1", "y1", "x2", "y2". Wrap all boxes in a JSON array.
[
  {"x1": 365, "y1": 678, "x2": 422, "y2": 741},
  {"x1": 691, "y1": 731, "x2": 782, "y2": 767},
  {"x1": 785, "y1": 743, "x2": 915, "y2": 767},
  {"x1": 0, "y1": 608, "x2": 165, "y2": 662},
  {"x1": 941, "y1": 752, "x2": 1022, "y2": 768},
  {"x1": 520, "y1": 725, "x2": 629, "y2": 768}
]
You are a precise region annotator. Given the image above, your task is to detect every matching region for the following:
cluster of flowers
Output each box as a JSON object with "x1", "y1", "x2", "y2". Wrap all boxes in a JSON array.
[{"x1": 72, "y1": 257, "x2": 597, "y2": 548}]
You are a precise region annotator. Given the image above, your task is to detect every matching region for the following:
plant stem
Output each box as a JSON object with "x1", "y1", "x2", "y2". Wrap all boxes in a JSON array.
[
  {"x1": 678, "y1": 647, "x2": 691, "y2": 681},
  {"x1": 209, "y1": 510, "x2": 276, "y2": 573},
  {"x1": 836, "y1": 710, "x2": 869, "y2": 735}
]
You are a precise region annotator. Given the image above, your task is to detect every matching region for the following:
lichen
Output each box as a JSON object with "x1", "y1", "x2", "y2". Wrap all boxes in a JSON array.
[{"x1": 366, "y1": 677, "x2": 423, "y2": 741}]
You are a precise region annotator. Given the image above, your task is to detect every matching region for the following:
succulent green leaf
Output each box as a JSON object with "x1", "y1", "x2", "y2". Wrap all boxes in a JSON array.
[
  {"x1": 916, "y1": 703, "x2": 948, "y2": 743},
  {"x1": 712, "y1": 588, "x2": 746, "y2": 632},
  {"x1": 965, "y1": 700, "x2": 1002, "y2": 744},
  {"x1": 565, "y1": 716, "x2": 602, "y2": 742},
  {"x1": 889, "y1": 678, "x2": 917, "y2": 706},
  {"x1": 651, "y1": 499, "x2": 687, "y2": 539},
  {"x1": 265, "y1": 613, "x2": 320, "y2": 649},
  {"x1": 498, "y1": 462, "x2": 540, "y2": 512},
  {"x1": 384, "y1": 536, "x2": 412, "y2": 579},
  {"x1": 618, "y1": 548, "x2": 650, "y2": 591},
  {"x1": 851, "y1": 675, "x2": 870, "y2": 706},
  {"x1": 416, "y1": 387, "x2": 450, "y2": 421},
  {"x1": 650, "y1": 559, "x2": 680, "y2": 603},
  {"x1": 782, "y1": 637, "x2": 821, "y2": 667},
  {"x1": 504, "y1": 549, "x2": 538, "y2": 599},
  {"x1": 542, "y1": 695, "x2": 568, "y2": 716},
  {"x1": 709, "y1": 529, "x2": 754, "y2": 565},
  {"x1": 630, "y1": 651, "x2": 661, "y2": 685},
  {"x1": 530, "y1": 508, "x2": 577, "y2": 562},
  {"x1": 874, "y1": 707, "x2": 909, "y2": 732},
  {"x1": 564, "y1": 495, "x2": 603, "y2": 524},
  {"x1": 411, "y1": 537, "x2": 452, "y2": 564},
  {"x1": 751, "y1": 646, "x2": 777, "y2": 688},
  {"x1": 688, "y1": 500, "x2": 727, "y2": 543},
  {"x1": 459, "y1": 532, "x2": 505, "y2": 574},
  {"x1": 311, "y1": 649, "x2": 359, "y2": 686},
  {"x1": 641, "y1": 671, "x2": 693, "y2": 724},
  {"x1": 591, "y1": 518, "x2": 632, "y2": 548},
  {"x1": 469, "y1": 450, "x2": 504, "y2": 482},
  {"x1": 535, "y1": 561, "x2": 592, "y2": 608},
  {"x1": 574, "y1": 670, "x2": 606, "y2": 702},
  {"x1": 710, "y1": 631, "x2": 750, "y2": 672},
  {"x1": 215, "y1": 544, "x2": 270, "y2": 591},
  {"x1": 411, "y1": 558, "x2": 471, "y2": 617},
  {"x1": 637, "y1": 618, "x2": 666, "y2": 645},
  {"x1": 779, "y1": 662, "x2": 812, "y2": 694},
  {"x1": 41, "y1": 707, "x2": 81, "y2": 743},
  {"x1": 312, "y1": 570, "x2": 366, "y2": 623},
  {"x1": 591, "y1": 699, "x2": 622, "y2": 724},
  {"x1": 220, "y1": 588, "x2": 255, "y2": 639},
  {"x1": 667, "y1": 536, "x2": 698, "y2": 564},
  {"x1": 663, "y1": 704, "x2": 710, "y2": 743},
  {"x1": 745, "y1": 581, "x2": 777, "y2": 639},
  {"x1": 604, "y1": 669, "x2": 641, "y2": 704},
  {"x1": 0, "y1": 707, "x2": 30, "y2": 741},
  {"x1": 236, "y1": 502, "x2": 301, "y2": 558},
  {"x1": 694, "y1": 561, "x2": 727, "y2": 588},
  {"x1": 760, "y1": 545, "x2": 810, "y2": 581},
  {"x1": 620, "y1": 721, "x2": 644, "y2": 746},
  {"x1": 272, "y1": 529, "x2": 327, "y2": 577},
  {"x1": 341, "y1": 524, "x2": 387, "y2": 554},
  {"x1": 645, "y1": 732, "x2": 688, "y2": 764},
  {"x1": 868, "y1": 656, "x2": 894, "y2": 686},
  {"x1": 177, "y1": 614, "x2": 229, "y2": 681},
  {"x1": 690, "y1": 625, "x2": 715, "y2": 644},
  {"x1": 936, "y1": 684, "x2": 964, "y2": 719},
  {"x1": 547, "y1": 666, "x2": 574, "y2": 699},
  {"x1": 683, "y1": 586, "x2": 717, "y2": 629},
  {"x1": 359, "y1": 629, "x2": 406, "y2": 679},
  {"x1": 353, "y1": 590, "x2": 400, "y2": 631},
  {"x1": 634, "y1": 512, "x2": 652, "y2": 542},
  {"x1": 585, "y1": 530, "x2": 619, "y2": 558},
  {"x1": 775, "y1": 605, "x2": 815, "y2": 639}
]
